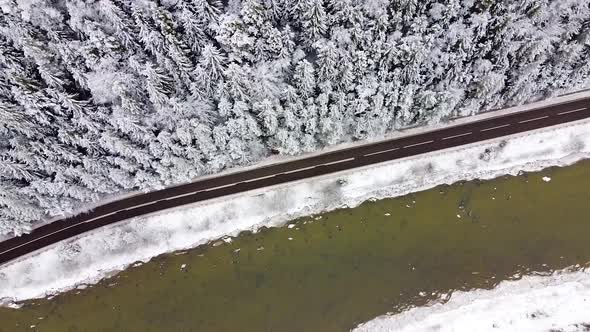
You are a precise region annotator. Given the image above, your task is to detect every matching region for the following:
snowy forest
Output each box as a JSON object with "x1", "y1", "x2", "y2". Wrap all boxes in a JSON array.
[{"x1": 0, "y1": 0, "x2": 589, "y2": 235}]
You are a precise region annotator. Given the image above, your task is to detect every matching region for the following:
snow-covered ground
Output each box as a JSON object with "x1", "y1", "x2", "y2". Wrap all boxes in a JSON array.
[
  {"x1": 354, "y1": 267, "x2": 590, "y2": 332},
  {"x1": 3, "y1": 113, "x2": 590, "y2": 306}
]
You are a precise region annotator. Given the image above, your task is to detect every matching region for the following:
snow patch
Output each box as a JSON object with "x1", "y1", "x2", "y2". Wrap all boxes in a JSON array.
[
  {"x1": 353, "y1": 268, "x2": 590, "y2": 332},
  {"x1": 2, "y1": 119, "x2": 590, "y2": 305},
  {"x1": 542, "y1": 176, "x2": 552, "y2": 182}
]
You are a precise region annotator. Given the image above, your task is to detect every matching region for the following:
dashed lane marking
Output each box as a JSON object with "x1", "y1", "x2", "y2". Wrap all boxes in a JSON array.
[
  {"x1": 282, "y1": 166, "x2": 316, "y2": 175},
  {"x1": 81, "y1": 211, "x2": 119, "y2": 223},
  {"x1": 518, "y1": 115, "x2": 549, "y2": 124},
  {"x1": 200, "y1": 182, "x2": 242, "y2": 192},
  {"x1": 319, "y1": 157, "x2": 355, "y2": 166},
  {"x1": 122, "y1": 200, "x2": 163, "y2": 209},
  {"x1": 162, "y1": 191, "x2": 200, "y2": 200},
  {"x1": 241, "y1": 174, "x2": 277, "y2": 183},
  {"x1": 557, "y1": 107, "x2": 588, "y2": 115},
  {"x1": 403, "y1": 140, "x2": 434, "y2": 149},
  {"x1": 363, "y1": 147, "x2": 400, "y2": 157},
  {"x1": 480, "y1": 124, "x2": 511, "y2": 132},
  {"x1": 441, "y1": 132, "x2": 473, "y2": 140},
  {"x1": 130, "y1": 200, "x2": 164, "y2": 211}
]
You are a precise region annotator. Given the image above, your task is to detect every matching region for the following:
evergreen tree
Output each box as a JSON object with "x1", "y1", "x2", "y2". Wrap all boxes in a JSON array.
[{"x1": 0, "y1": 0, "x2": 589, "y2": 235}]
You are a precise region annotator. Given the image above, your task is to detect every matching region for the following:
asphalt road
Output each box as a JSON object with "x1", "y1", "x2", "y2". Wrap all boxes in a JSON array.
[{"x1": 1, "y1": 98, "x2": 590, "y2": 266}]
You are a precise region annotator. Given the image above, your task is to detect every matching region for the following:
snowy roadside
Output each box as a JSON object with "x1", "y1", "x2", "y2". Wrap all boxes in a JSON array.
[
  {"x1": 3, "y1": 115, "x2": 590, "y2": 306},
  {"x1": 30, "y1": 90, "x2": 590, "y2": 234},
  {"x1": 353, "y1": 267, "x2": 590, "y2": 332}
]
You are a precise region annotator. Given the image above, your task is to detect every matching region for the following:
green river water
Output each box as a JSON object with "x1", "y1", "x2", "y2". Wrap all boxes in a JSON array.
[{"x1": 2, "y1": 161, "x2": 590, "y2": 332}]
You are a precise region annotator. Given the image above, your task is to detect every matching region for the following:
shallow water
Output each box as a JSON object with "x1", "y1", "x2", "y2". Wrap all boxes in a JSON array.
[{"x1": 2, "y1": 160, "x2": 590, "y2": 332}]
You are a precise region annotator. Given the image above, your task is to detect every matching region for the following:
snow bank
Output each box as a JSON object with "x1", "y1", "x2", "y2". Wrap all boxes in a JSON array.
[
  {"x1": 353, "y1": 268, "x2": 590, "y2": 332},
  {"x1": 2, "y1": 118, "x2": 590, "y2": 305}
]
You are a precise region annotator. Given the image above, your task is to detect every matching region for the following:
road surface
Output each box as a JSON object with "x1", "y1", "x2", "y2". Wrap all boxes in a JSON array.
[{"x1": 1, "y1": 98, "x2": 590, "y2": 265}]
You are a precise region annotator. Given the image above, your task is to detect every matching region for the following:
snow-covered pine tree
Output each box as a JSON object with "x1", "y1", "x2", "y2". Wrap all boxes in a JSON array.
[{"x1": 0, "y1": 0, "x2": 589, "y2": 235}]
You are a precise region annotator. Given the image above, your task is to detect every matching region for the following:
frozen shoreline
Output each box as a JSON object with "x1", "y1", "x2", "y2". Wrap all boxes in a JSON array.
[
  {"x1": 3, "y1": 115, "x2": 590, "y2": 306},
  {"x1": 353, "y1": 267, "x2": 590, "y2": 332}
]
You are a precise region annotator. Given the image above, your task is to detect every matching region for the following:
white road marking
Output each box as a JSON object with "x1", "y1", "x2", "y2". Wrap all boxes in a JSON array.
[
  {"x1": 282, "y1": 166, "x2": 316, "y2": 175},
  {"x1": 133, "y1": 200, "x2": 163, "y2": 208},
  {"x1": 121, "y1": 205, "x2": 150, "y2": 213},
  {"x1": 82, "y1": 211, "x2": 119, "y2": 223},
  {"x1": 242, "y1": 174, "x2": 277, "y2": 183},
  {"x1": 480, "y1": 124, "x2": 511, "y2": 132},
  {"x1": 162, "y1": 191, "x2": 200, "y2": 200},
  {"x1": 557, "y1": 107, "x2": 587, "y2": 115},
  {"x1": 518, "y1": 115, "x2": 549, "y2": 124},
  {"x1": 363, "y1": 147, "x2": 400, "y2": 157},
  {"x1": 200, "y1": 182, "x2": 240, "y2": 192},
  {"x1": 320, "y1": 157, "x2": 355, "y2": 166},
  {"x1": 403, "y1": 140, "x2": 434, "y2": 149},
  {"x1": 122, "y1": 201, "x2": 159, "y2": 210},
  {"x1": 441, "y1": 132, "x2": 472, "y2": 140}
]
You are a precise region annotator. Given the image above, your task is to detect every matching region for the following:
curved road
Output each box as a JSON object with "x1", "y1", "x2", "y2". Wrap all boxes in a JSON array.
[{"x1": 1, "y1": 98, "x2": 590, "y2": 265}]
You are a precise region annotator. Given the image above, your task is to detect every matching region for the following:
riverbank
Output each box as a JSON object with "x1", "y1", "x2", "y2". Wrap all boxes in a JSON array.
[{"x1": 354, "y1": 268, "x2": 590, "y2": 332}]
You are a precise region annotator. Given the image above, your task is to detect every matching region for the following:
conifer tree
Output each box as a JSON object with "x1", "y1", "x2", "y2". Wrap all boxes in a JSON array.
[{"x1": 0, "y1": 0, "x2": 589, "y2": 235}]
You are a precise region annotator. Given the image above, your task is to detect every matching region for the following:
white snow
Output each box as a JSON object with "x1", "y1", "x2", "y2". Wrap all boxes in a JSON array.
[
  {"x1": 353, "y1": 268, "x2": 590, "y2": 332},
  {"x1": 543, "y1": 176, "x2": 552, "y2": 182},
  {"x1": 3, "y1": 115, "x2": 590, "y2": 306}
]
